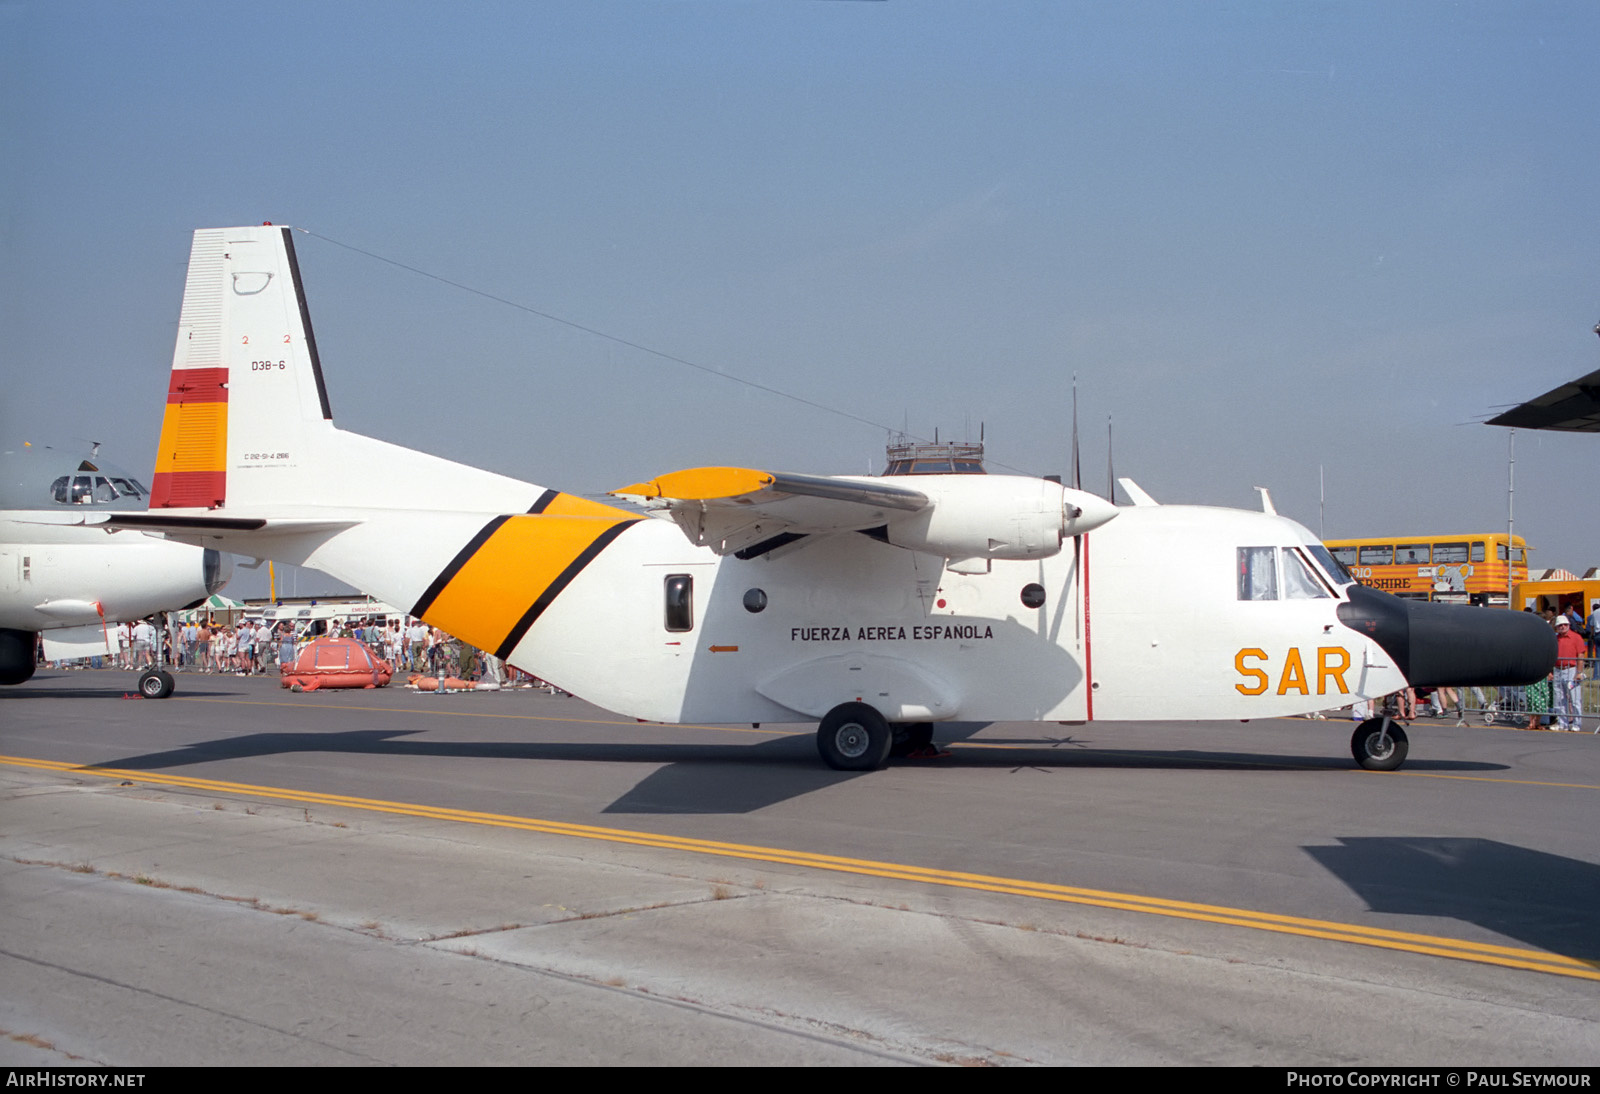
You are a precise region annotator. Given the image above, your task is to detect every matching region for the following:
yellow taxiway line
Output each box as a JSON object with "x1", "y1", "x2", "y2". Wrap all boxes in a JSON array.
[{"x1": 3, "y1": 752, "x2": 1596, "y2": 982}]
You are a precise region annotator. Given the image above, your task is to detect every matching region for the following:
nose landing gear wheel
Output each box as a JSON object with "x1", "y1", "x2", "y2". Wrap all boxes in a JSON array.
[
  {"x1": 1351, "y1": 718, "x2": 1408, "y2": 771},
  {"x1": 818, "y1": 703, "x2": 892, "y2": 771}
]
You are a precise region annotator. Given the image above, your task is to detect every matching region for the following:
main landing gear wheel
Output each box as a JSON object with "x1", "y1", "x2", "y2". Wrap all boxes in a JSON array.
[
  {"x1": 890, "y1": 722, "x2": 934, "y2": 758},
  {"x1": 817, "y1": 703, "x2": 892, "y2": 771},
  {"x1": 1351, "y1": 718, "x2": 1408, "y2": 771},
  {"x1": 137, "y1": 669, "x2": 175, "y2": 699}
]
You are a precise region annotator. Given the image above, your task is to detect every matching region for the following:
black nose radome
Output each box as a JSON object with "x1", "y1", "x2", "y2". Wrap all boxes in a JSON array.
[{"x1": 1336, "y1": 583, "x2": 1556, "y2": 688}]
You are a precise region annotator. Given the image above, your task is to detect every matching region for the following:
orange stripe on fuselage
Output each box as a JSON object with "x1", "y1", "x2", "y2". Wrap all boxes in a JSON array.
[{"x1": 420, "y1": 510, "x2": 640, "y2": 658}]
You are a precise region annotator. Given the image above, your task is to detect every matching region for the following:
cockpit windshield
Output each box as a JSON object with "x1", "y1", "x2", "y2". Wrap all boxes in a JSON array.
[
  {"x1": 1305, "y1": 543, "x2": 1356, "y2": 587},
  {"x1": 49, "y1": 474, "x2": 147, "y2": 506}
]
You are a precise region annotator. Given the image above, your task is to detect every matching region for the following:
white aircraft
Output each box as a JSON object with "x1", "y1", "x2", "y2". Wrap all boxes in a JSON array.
[
  {"x1": 106, "y1": 225, "x2": 1554, "y2": 767},
  {"x1": 0, "y1": 443, "x2": 232, "y2": 696}
]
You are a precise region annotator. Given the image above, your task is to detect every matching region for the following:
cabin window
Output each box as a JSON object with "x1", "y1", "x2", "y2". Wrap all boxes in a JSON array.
[
  {"x1": 742, "y1": 588, "x2": 767, "y2": 613},
  {"x1": 1283, "y1": 548, "x2": 1332, "y2": 599},
  {"x1": 1238, "y1": 547, "x2": 1279, "y2": 601},
  {"x1": 1358, "y1": 545, "x2": 1393, "y2": 566},
  {"x1": 1020, "y1": 583, "x2": 1046, "y2": 609},
  {"x1": 664, "y1": 574, "x2": 694, "y2": 632},
  {"x1": 1435, "y1": 542, "x2": 1469, "y2": 564}
]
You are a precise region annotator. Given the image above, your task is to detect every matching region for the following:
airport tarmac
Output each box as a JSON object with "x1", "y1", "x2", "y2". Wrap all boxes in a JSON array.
[{"x1": 2, "y1": 671, "x2": 1596, "y2": 1066}]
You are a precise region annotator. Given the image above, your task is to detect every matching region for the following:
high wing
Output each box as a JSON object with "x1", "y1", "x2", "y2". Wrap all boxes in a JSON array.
[
  {"x1": 611, "y1": 466, "x2": 928, "y2": 556},
  {"x1": 612, "y1": 465, "x2": 1121, "y2": 565}
]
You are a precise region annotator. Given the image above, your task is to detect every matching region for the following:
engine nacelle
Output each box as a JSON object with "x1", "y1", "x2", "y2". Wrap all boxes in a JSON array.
[{"x1": 884, "y1": 476, "x2": 1117, "y2": 563}]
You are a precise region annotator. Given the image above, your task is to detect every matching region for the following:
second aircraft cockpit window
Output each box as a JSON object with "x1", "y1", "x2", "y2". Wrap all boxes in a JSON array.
[{"x1": 49, "y1": 475, "x2": 148, "y2": 505}]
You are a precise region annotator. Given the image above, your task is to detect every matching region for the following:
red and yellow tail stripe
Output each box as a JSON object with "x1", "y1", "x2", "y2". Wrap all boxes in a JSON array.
[
  {"x1": 411, "y1": 491, "x2": 641, "y2": 659},
  {"x1": 150, "y1": 367, "x2": 229, "y2": 508}
]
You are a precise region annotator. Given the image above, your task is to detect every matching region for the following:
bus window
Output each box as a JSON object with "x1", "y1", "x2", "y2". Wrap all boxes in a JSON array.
[
  {"x1": 1395, "y1": 543, "x2": 1430, "y2": 565},
  {"x1": 1329, "y1": 545, "x2": 1358, "y2": 569},
  {"x1": 1434, "y1": 542, "x2": 1469, "y2": 564},
  {"x1": 1237, "y1": 547, "x2": 1278, "y2": 601},
  {"x1": 1359, "y1": 545, "x2": 1393, "y2": 566},
  {"x1": 1498, "y1": 544, "x2": 1526, "y2": 563},
  {"x1": 1471, "y1": 542, "x2": 1485, "y2": 563}
]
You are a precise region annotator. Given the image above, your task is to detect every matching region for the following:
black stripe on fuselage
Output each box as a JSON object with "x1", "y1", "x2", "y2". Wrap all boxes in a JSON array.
[
  {"x1": 494, "y1": 520, "x2": 633, "y2": 660},
  {"x1": 409, "y1": 515, "x2": 510, "y2": 618}
]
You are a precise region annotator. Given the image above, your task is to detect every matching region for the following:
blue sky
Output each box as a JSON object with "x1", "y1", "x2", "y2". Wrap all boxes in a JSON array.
[{"x1": 5, "y1": 1, "x2": 1598, "y2": 587}]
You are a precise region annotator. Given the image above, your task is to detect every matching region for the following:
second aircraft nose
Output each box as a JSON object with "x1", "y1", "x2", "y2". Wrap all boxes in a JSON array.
[{"x1": 1337, "y1": 584, "x2": 1556, "y2": 688}]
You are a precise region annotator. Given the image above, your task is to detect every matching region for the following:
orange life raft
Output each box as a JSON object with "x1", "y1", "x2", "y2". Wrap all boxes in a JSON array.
[{"x1": 280, "y1": 637, "x2": 393, "y2": 691}]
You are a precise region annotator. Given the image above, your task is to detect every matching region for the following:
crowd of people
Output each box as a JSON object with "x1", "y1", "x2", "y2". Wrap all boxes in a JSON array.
[{"x1": 43, "y1": 612, "x2": 562, "y2": 691}]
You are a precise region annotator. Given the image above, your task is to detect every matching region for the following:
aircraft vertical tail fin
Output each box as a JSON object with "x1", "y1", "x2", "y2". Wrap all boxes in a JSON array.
[{"x1": 151, "y1": 225, "x2": 540, "y2": 514}]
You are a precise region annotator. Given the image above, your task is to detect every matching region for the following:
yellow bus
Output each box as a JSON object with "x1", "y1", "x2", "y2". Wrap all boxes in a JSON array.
[{"x1": 1323, "y1": 533, "x2": 1529, "y2": 606}]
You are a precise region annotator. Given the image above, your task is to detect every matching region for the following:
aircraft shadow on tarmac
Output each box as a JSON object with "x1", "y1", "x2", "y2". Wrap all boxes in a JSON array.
[
  {"x1": 1305, "y1": 837, "x2": 1600, "y2": 962},
  {"x1": 0, "y1": 684, "x2": 254, "y2": 701},
  {"x1": 88, "y1": 722, "x2": 1510, "y2": 817}
]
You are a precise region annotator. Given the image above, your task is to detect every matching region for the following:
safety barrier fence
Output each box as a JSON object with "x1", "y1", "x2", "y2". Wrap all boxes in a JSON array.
[{"x1": 1406, "y1": 657, "x2": 1598, "y2": 732}]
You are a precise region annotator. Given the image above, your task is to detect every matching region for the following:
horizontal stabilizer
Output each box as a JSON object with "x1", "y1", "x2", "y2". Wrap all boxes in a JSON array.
[{"x1": 100, "y1": 514, "x2": 365, "y2": 539}]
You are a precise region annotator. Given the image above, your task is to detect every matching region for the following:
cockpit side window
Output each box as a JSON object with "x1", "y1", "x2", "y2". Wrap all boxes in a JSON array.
[
  {"x1": 50, "y1": 476, "x2": 70, "y2": 504},
  {"x1": 1237, "y1": 547, "x2": 1279, "y2": 601}
]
